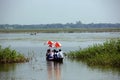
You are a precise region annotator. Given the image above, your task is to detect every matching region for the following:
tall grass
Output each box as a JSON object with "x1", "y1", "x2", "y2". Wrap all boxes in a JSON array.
[
  {"x1": 0, "y1": 45, "x2": 29, "y2": 63},
  {"x1": 67, "y1": 39, "x2": 120, "y2": 67}
]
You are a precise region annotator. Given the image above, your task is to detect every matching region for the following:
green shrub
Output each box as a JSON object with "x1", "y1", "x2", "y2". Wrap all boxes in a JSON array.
[
  {"x1": 0, "y1": 45, "x2": 29, "y2": 63},
  {"x1": 67, "y1": 39, "x2": 120, "y2": 67}
]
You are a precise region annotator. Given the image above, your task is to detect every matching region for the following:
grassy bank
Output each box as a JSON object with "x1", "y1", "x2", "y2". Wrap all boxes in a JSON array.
[
  {"x1": 0, "y1": 45, "x2": 29, "y2": 63},
  {"x1": 67, "y1": 39, "x2": 120, "y2": 67},
  {"x1": 0, "y1": 28, "x2": 120, "y2": 33}
]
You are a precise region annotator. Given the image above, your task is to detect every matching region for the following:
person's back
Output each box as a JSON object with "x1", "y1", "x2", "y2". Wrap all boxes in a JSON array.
[
  {"x1": 53, "y1": 49, "x2": 58, "y2": 60},
  {"x1": 46, "y1": 49, "x2": 51, "y2": 59},
  {"x1": 46, "y1": 49, "x2": 54, "y2": 60},
  {"x1": 50, "y1": 50, "x2": 54, "y2": 58},
  {"x1": 58, "y1": 49, "x2": 64, "y2": 58},
  {"x1": 56, "y1": 51, "x2": 60, "y2": 58},
  {"x1": 46, "y1": 49, "x2": 50, "y2": 56}
]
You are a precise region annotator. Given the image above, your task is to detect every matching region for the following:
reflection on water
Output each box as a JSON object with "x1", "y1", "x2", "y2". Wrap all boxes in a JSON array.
[
  {"x1": 88, "y1": 64, "x2": 120, "y2": 75},
  {"x1": 0, "y1": 63, "x2": 17, "y2": 80},
  {"x1": 0, "y1": 63, "x2": 16, "y2": 72},
  {"x1": 69, "y1": 58, "x2": 120, "y2": 74},
  {"x1": 47, "y1": 61, "x2": 63, "y2": 80},
  {"x1": 67, "y1": 58, "x2": 120, "y2": 80}
]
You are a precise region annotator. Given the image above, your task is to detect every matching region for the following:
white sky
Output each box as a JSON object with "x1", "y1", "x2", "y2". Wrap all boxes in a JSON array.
[{"x1": 0, "y1": 0, "x2": 120, "y2": 24}]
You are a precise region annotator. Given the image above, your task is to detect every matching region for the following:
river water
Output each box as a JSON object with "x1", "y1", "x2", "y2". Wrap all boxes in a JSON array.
[{"x1": 0, "y1": 32, "x2": 120, "y2": 80}]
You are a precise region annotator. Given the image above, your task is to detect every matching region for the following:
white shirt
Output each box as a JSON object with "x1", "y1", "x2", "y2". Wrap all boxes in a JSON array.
[
  {"x1": 59, "y1": 51, "x2": 64, "y2": 58},
  {"x1": 50, "y1": 52, "x2": 54, "y2": 57}
]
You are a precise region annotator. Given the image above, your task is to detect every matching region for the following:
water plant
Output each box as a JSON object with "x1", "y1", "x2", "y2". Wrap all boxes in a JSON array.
[
  {"x1": 67, "y1": 39, "x2": 120, "y2": 67},
  {"x1": 0, "y1": 45, "x2": 29, "y2": 63}
]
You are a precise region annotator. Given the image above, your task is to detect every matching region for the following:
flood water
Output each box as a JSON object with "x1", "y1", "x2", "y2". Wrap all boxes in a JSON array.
[{"x1": 0, "y1": 32, "x2": 120, "y2": 80}]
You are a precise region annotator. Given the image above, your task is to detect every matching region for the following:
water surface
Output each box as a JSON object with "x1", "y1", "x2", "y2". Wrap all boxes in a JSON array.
[{"x1": 0, "y1": 32, "x2": 120, "y2": 80}]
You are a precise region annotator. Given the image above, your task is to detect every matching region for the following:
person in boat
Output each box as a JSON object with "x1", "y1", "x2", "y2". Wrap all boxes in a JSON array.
[
  {"x1": 58, "y1": 49, "x2": 64, "y2": 59},
  {"x1": 53, "y1": 49, "x2": 58, "y2": 60},
  {"x1": 51, "y1": 49, "x2": 54, "y2": 58},
  {"x1": 46, "y1": 49, "x2": 54, "y2": 60},
  {"x1": 53, "y1": 49, "x2": 64, "y2": 61}
]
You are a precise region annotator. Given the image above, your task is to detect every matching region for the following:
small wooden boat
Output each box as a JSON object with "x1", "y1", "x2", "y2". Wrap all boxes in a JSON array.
[
  {"x1": 30, "y1": 32, "x2": 36, "y2": 35},
  {"x1": 46, "y1": 57, "x2": 63, "y2": 63}
]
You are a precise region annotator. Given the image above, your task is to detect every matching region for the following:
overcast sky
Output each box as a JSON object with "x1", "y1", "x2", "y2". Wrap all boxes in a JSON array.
[{"x1": 0, "y1": 0, "x2": 120, "y2": 24}]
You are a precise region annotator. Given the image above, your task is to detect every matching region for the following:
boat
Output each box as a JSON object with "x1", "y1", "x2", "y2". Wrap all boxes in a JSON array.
[
  {"x1": 45, "y1": 41, "x2": 63, "y2": 63},
  {"x1": 46, "y1": 57, "x2": 63, "y2": 63},
  {"x1": 30, "y1": 32, "x2": 36, "y2": 35}
]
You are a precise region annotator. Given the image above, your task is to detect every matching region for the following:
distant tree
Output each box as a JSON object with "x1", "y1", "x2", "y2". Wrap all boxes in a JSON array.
[{"x1": 76, "y1": 21, "x2": 82, "y2": 24}]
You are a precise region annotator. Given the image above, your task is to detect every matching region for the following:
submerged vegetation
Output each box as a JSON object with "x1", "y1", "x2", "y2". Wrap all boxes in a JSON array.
[
  {"x1": 0, "y1": 45, "x2": 29, "y2": 63},
  {"x1": 67, "y1": 39, "x2": 120, "y2": 67}
]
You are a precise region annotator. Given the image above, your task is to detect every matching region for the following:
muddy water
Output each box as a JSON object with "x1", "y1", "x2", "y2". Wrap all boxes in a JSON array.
[{"x1": 0, "y1": 32, "x2": 120, "y2": 80}]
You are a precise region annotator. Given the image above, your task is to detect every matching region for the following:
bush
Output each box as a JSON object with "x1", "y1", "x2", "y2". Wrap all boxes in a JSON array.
[
  {"x1": 0, "y1": 45, "x2": 29, "y2": 63},
  {"x1": 67, "y1": 39, "x2": 120, "y2": 67}
]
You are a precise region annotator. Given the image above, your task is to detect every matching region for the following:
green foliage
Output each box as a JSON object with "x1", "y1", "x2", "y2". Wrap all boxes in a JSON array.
[
  {"x1": 67, "y1": 39, "x2": 120, "y2": 67},
  {"x1": 0, "y1": 45, "x2": 29, "y2": 63}
]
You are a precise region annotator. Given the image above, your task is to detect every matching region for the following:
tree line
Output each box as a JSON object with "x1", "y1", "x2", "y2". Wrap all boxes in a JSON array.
[{"x1": 0, "y1": 21, "x2": 120, "y2": 29}]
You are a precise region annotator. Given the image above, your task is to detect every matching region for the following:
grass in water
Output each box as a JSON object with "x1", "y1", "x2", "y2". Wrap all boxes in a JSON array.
[
  {"x1": 67, "y1": 39, "x2": 120, "y2": 67},
  {"x1": 0, "y1": 45, "x2": 29, "y2": 63}
]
